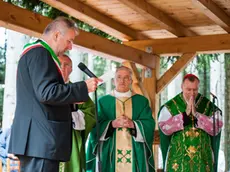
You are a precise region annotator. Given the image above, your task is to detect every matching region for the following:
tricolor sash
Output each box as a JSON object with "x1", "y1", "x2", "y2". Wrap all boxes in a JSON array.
[{"x1": 21, "y1": 40, "x2": 62, "y2": 75}]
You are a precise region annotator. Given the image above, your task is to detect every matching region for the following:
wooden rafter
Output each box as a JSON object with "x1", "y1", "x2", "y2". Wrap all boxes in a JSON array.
[
  {"x1": 124, "y1": 33, "x2": 230, "y2": 55},
  {"x1": 76, "y1": 32, "x2": 156, "y2": 68},
  {"x1": 156, "y1": 53, "x2": 197, "y2": 94},
  {"x1": 0, "y1": 1, "x2": 157, "y2": 68},
  {"x1": 117, "y1": 0, "x2": 196, "y2": 37},
  {"x1": 41, "y1": 0, "x2": 149, "y2": 41},
  {"x1": 192, "y1": 0, "x2": 230, "y2": 33}
]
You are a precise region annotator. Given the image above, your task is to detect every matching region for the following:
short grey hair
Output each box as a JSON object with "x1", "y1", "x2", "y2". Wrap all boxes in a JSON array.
[
  {"x1": 43, "y1": 17, "x2": 78, "y2": 35},
  {"x1": 115, "y1": 66, "x2": 132, "y2": 78}
]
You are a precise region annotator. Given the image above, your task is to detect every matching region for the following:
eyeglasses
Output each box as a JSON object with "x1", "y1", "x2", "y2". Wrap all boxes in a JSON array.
[
  {"x1": 115, "y1": 76, "x2": 131, "y2": 82},
  {"x1": 61, "y1": 63, "x2": 72, "y2": 69}
]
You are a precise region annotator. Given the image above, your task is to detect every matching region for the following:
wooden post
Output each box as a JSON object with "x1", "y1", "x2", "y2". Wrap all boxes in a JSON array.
[
  {"x1": 143, "y1": 54, "x2": 160, "y2": 170},
  {"x1": 7, "y1": 158, "x2": 10, "y2": 172},
  {"x1": 0, "y1": 159, "x2": 2, "y2": 172},
  {"x1": 6, "y1": 158, "x2": 21, "y2": 172}
]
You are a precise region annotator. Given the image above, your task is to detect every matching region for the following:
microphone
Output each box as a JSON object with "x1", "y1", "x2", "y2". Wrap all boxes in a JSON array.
[
  {"x1": 210, "y1": 92, "x2": 217, "y2": 99},
  {"x1": 78, "y1": 62, "x2": 97, "y2": 78}
]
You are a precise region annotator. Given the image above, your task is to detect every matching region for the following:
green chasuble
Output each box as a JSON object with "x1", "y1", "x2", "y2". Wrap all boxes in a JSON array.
[
  {"x1": 61, "y1": 98, "x2": 96, "y2": 172},
  {"x1": 158, "y1": 93, "x2": 221, "y2": 172},
  {"x1": 86, "y1": 94, "x2": 155, "y2": 172}
]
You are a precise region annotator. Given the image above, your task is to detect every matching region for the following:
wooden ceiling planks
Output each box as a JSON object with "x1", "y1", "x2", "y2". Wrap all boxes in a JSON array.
[
  {"x1": 2, "y1": 0, "x2": 230, "y2": 59},
  {"x1": 140, "y1": 29, "x2": 177, "y2": 39},
  {"x1": 78, "y1": 0, "x2": 162, "y2": 31},
  {"x1": 74, "y1": 0, "x2": 230, "y2": 39},
  {"x1": 41, "y1": 0, "x2": 150, "y2": 41},
  {"x1": 146, "y1": 0, "x2": 215, "y2": 27},
  {"x1": 117, "y1": 0, "x2": 196, "y2": 37},
  {"x1": 213, "y1": 0, "x2": 230, "y2": 15},
  {"x1": 0, "y1": 1, "x2": 157, "y2": 68},
  {"x1": 39, "y1": 0, "x2": 230, "y2": 40},
  {"x1": 192, "y1": 0, "x2": 230, "y2": 33},
  {"x1": 189, "y1": 25, "x2": 227, "y2": 35}
]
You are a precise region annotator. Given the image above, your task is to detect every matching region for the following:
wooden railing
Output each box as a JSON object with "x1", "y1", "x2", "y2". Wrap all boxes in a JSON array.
[
  {"x1": 7, "y1": 158, "x2": 20, "y2": 172},
  {"x1": 0, "y1": 158, "x2": 20, "y2": 172},
  {"x1": 153, "y1": 130, "x2": 160, "y2": 145},
  {"x1": 0, "y1": 159, "x2": 2, "y2": 172}
]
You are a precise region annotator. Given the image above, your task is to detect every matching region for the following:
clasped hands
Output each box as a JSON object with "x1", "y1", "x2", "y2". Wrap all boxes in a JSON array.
[
  {"x1": 186, "y1": 96, "x2": 197, "y2": 117},
  {"x1": 112, "y1": 115, "x2": 135, "y2": 129}
]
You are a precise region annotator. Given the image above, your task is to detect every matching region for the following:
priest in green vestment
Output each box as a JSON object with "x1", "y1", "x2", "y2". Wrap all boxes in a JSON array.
[
  {"x1": 58, "y1": 55, "x2": 96, "y2": 172},
  {"x1": 86, "y1": 66, "x2": 155, "y2": 172},
  {"x1": 158, "y1": 74, "x2": 223, "y2": 172}
]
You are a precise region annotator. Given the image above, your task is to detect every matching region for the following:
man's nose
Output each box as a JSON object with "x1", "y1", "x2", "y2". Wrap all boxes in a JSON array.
[{"x1": 191, "y1": 91, "x2": 196, "y2": 96}]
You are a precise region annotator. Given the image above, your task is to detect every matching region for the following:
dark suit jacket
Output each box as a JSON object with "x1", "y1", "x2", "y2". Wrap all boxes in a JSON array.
[{"x1": 8, "y1": 46, "x2": 89, "y2": 162}]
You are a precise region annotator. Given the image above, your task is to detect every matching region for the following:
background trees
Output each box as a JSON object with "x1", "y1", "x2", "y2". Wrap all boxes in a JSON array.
[{"x1": 0, "y1": 0, "x2": 229, "y2": 170}]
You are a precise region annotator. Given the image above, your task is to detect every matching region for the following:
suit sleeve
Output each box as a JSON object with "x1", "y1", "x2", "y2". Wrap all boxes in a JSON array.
[{"x1": 27, "y1": 47, "x2": 88, "y2": 105}]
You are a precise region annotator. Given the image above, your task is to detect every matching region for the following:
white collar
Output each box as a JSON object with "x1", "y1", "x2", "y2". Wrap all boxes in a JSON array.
[{"x1": 114, "y1": 90, "x2": 132, "y2": 98}]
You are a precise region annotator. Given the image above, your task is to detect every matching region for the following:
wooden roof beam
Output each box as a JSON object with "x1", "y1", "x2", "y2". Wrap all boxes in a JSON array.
[
  {"x1": 124, "y1": 34, "x2": 230, "y2": 55},
  {"x1": 156, "y1": 53, "x2": 197, "y2": 93},
  {"x1": 0, "y1": 1, "x2": 157, "y2": 68},
  {"x1": 76, "y1": 31, "x2": 157, "y2": 68},
  {"x1": 117, "y1": 0, "x2": 196, "y2": 37},
  {"x1": 41, "y1": 0, "x2": 149, "y2": 41},
  {"x1": 192, "y1": 0, "x2": 230, "y2": 33}
]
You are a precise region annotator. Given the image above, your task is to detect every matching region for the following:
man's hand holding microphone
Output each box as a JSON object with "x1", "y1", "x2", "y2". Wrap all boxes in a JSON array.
[
  {"x1": 85, "y1": 78, "x2": 102, "y2": 93},
  {"x1": 78, "y1": 62, "x2": 103, "y2": 93}
]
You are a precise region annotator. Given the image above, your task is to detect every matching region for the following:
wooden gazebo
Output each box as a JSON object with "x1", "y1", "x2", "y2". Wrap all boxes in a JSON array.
[{"x1": 1, "y1": 0, "x2": 230, "y2": 170}]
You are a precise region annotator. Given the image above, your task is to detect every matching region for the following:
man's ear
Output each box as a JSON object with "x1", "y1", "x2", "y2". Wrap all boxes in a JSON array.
[
  {"x1": 130, "y1": 79, "x2": 133, "y2": 84},
  {"x1": 53, "y1": 31, "x2": 60, "y2": 42}
]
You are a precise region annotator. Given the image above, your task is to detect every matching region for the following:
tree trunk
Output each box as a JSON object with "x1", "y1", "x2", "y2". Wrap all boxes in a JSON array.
[
  {"x1": 224, "y1": 53, "x2": 230, "y2": 171},
  {"x1": 203, "y1": 58, "x2": 208, "y2": 96},
  {"x1": 2, "y1": 30, "x2": 30, "y2": 129},
  {"x1": 69, "y1": 48, "x2": 83, "y2": 82},
  {"x1": 197, "y1": 55, "x2": 210, "y2": 97},
  {"x1": 106, "y1": 60, "x2": 112, "y2": 94}
]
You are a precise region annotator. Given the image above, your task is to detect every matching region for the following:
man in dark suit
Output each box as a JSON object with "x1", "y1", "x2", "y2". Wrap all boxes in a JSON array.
[{"x1": 8, "y1": 17, "x2": 101, "y2": 172}]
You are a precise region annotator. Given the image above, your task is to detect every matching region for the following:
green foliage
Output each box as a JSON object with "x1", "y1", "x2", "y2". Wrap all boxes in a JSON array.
[
  {"x1": 224, "y1": 53, "x2": 230, "y2": 171},
  {"x1": 93, "y1": 56, "x2": 107, "y2": 77},
  {"x1": 0, "y1": 87, "x2": 3, "y2": 127},
  {"x1": 0, "y1": 47, "x2": 6, "y2": 84},
  {"x1": 160, "y1": 54, "x2": 219, "y2": 98},
  {"x1": 93, "y1": 56, "x2": 106, "y2": 97},
  {"x1": 196, "y1": 54, "x2": 211, "y2": 97},
  {"x1": 0, "y1": 29, "x2": 6, "y2": 126},
  {"x1": 158, "y1": 54, "x2": 221, "y2": 106},
  {"x1": 185, "y1": 54, "x2": 219, "y2": 97},
  {"x1": 160, "y1": 56, "x2": 179, "y2": 70}
]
